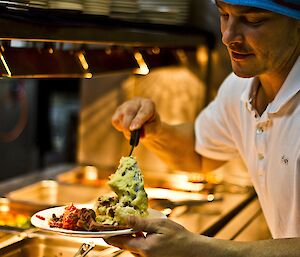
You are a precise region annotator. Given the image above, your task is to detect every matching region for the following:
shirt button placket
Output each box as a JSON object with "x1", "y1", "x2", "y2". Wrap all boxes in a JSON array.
[
  {"x1": 255, "y1": 123, "x2": 266, "y2": 182},
  {"x1": 258, "y1": 153, "x2": 264, "y2": 160},
  {"x1": 256, "y1": 127, "x2": 264, "y2": 135}
]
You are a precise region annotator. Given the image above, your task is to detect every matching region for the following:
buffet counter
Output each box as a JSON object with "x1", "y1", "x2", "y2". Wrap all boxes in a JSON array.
[{"x1": 0, "y1": 164, "x2": 271, "y2": 256}]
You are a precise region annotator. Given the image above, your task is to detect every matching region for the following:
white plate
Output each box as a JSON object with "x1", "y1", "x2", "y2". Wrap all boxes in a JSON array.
[{"x1": 31, "y1": 204, "x2": 165, "y2": 237}]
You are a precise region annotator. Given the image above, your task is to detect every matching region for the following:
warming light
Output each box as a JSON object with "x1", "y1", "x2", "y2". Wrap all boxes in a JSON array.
[
  {"x1": 84, "y1": 73, "x2": 93, "y2": 79},
  {"x1": 134, "y1": 51, "x2": 149, "y2": 75},
  {"x1": 197, "y1": 46, "x2": 209, "y2": 66},
  {"x1": 78, "y1": 51, "x2": 89, "y2": 70},
  {"x1": 146, "y1": 188, "x2": 209, "y2": 201},
  {"x1": 0, "y1": 205, "x2": 9, "y2": 212},
  {"x1": 151, "y1": 47, "x2": 160, "y2": 55},
  {"x1": 176, "y1": 49, "x2": 188, "y2": 64},
  {"x1": 0, "y1": 51, "x2": 11, "y2": 77},
  {"x1": 85, "y1": 166, "x2": 98, "y2": 180}
]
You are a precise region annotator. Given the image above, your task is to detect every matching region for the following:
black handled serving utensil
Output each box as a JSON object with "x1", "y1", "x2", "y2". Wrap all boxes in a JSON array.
[{"x1": 129, "y1": 128, "x2": 141, "y2": 156}]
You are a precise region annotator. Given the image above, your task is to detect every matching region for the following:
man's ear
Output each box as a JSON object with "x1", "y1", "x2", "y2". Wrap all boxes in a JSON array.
[{"x1": 296, "y1": 20, "x2": 300, "y2": 35}]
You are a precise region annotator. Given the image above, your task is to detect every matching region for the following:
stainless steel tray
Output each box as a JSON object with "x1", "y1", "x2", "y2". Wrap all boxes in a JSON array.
[
  {"x1": 56, "y1": 165, "x2": 113, "y2": 187},
  {"x1": 0, "y1": 198, "x2": 42, "y2": 231},
  {"x1": 57, "y1": 165, "x2": 208, "y2": 192},
  {"x1": 5, "y1": 180, "x2": 112, "y2": 208},
  {"x1": 0, "y1": 231, "x2": 16, "y2": 244},
  {"x1": 0, "y1": 235, "x2": 130, "y2": 257}
]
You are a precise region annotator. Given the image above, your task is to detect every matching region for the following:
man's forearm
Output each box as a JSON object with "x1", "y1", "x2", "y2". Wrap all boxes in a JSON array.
[
  {"x1": 198, "y1": 236, "x2": 300, "y2": 257},
  {"x1": 242, "y1": 238, "x2": 300, "y2": 257},
  {"x1": 141, "y1": 122, "x2": 203, "y2": 171}
]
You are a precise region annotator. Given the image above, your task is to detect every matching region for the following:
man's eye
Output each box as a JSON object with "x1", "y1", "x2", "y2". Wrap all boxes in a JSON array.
[
  {"x1": 244, "y1": 17, "x2": 266, "y2": 25},
  {"x1": 247, "y1": 19, "x2": 263, "y2": 24},
  {"x1": 220, "y1": 13, "x2": 229, "y2": 19}
]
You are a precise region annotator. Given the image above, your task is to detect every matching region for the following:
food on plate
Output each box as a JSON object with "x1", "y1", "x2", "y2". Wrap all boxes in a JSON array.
[
  {"x1": 49, "y1": 156, "x2": 148, "y2": 231},
  {"x1": 49, "y1": 204, "x2": 94, "y2": 230},
  {"x1": 48, "y1": 203, "x2": 130, "y2": 231}
]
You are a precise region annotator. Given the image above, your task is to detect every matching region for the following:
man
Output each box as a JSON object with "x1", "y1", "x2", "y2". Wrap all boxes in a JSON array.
[{"x1": 106, "y1": 0, "x2": 300, "y2": 256}]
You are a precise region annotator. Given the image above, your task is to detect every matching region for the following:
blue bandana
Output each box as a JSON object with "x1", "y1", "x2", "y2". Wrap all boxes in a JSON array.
[{"x1": 216, "y1": 0, "x2": 300, "y2": 19}]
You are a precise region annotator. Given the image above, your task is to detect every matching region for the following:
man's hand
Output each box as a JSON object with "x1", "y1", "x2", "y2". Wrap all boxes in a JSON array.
[
  {"x1": 105, "y1": 215, "x2": 300, "y2": 257},
  {"x1": 104, "y1": 216, "x2": 197, "y2": 257},
  {"x1": 111, "y1": 97, "x2": 205, "y2": 171},
  {"x1": 111, "y1": 97, "x2": 161, "y2": 140}
]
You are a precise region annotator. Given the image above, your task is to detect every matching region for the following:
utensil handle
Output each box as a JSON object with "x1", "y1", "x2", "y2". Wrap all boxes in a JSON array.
[
  {"x1": 130, "y1": 129, "x2": 141, "y2": 147},
  {"x1": 73, "y1": 242, "x2": 95, "y2": 257}
]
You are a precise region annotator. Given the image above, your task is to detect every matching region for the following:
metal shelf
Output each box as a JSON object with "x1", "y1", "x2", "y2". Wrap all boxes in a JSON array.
[{"x1": 0, "y1": 8, "x2": 215, "y2": 48}]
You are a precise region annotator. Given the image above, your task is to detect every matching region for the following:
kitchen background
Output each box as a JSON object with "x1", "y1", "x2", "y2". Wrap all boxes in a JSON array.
[{"x1": 0, "y1": 0, "x2": 242, "y2": 182}]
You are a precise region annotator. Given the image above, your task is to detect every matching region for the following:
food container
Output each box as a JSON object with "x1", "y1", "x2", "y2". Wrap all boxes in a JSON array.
[
  {"x1": 56, "y1": 165, "x2": 113, "y2": 187},
  {"x1": 0, "y1": 235, "x2": 132, "y2": 257},
  {"x1": 0, "y1": 198, "x2": 42, "y2": 231},
  {"x1": 57, "y1": 165, "x2": 208, "y2": 192},
  {"x1": 6, "y1": 180, "x2": 112, "y2": 208},
  {"x1": 0, "y1": 231, "x2": 16, "y2": 244}
]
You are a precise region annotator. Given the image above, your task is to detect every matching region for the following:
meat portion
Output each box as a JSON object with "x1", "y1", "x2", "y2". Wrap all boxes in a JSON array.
[{"x1": 49, "y1": 204, "x2": 130, "y2": 231}]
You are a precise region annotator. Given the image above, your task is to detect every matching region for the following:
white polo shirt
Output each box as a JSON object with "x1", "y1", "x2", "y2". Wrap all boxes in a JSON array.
[{"x1": 195, "y1": 56, "x2": 300, "y2": 239}]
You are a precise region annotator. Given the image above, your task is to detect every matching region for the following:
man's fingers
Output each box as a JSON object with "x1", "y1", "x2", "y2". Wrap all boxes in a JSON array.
[
  {"x1": 112, "y1": 103, "x2": 140, "y2": 131},
  {"x1": 122, "y1": 105, "x2": 142, "y2": 130},
  {"x1": 104, "y1": 234, "x2": 131, "y2": 248},
  {"x1": 111, "y1": 97, "x2": 157, "y2": 134},
  {"x1": 130, "y1": 99, "x2": 156, "y2": 130},
  {"x1": 104, "y1": 234, "x2": 145, "y2": 255},
  {"x1": 127, "y1": 216, "x2": 163, "y2": 234}
]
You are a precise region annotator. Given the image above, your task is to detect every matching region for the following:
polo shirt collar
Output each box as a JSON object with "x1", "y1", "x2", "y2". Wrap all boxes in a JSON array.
[
  {"x1": 268, "y1": 55, "x2": 300, "y2": 114},
  {"x1": 241, "y1": 55, "x2": 300, "y2": 115},
  {"x1": 241, "y1": 77, "x2": 258, "y2": 113}
]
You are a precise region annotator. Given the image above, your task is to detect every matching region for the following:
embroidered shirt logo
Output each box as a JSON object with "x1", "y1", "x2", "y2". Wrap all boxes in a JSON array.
[{"x1": 281, "y1": 155, "x2": 289, "y2": 165}]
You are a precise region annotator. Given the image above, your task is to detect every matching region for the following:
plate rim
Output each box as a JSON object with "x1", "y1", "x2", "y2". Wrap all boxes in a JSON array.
[{"x1": 31, "y1": 204, "x2": 163, "y2": 237}]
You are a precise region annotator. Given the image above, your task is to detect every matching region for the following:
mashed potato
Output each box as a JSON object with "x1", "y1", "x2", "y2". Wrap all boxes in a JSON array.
[{"x1": 94, "y1": 156, "x2": 148, "y2": 225}]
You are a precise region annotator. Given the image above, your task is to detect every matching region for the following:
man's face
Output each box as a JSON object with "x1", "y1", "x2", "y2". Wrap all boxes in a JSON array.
[{"x1": 216, "y1": 0, "x2": 300, "y2": 78}]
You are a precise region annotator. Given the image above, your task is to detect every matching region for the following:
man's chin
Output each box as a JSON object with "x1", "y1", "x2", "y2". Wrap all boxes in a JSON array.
[
  {"x1": 231, "y1": 61, "x2": 258, "y2": 78},
  {"x1": 232, "y1": 70, "x2": 254, "y2": 78}
]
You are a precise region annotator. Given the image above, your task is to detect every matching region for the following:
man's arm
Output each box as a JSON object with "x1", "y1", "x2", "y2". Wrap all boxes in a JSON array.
[
  {"x1": 200, "y1": 236, "x2": 300, "y2": 257},
  {"x1": 142, "y1": 122, "x2": 225, "y2": 172},
  {"x1": 105, "y1": 216, "x2": 300, "y2": 257},
  {"x1": 112, "y1": 97, "x2": 226, "y2": 172}
]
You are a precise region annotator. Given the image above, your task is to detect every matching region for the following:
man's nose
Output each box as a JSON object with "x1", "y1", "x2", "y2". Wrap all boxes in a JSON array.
[{"x1": 221, "y1": 18, "x2": 243, "y2": 47}]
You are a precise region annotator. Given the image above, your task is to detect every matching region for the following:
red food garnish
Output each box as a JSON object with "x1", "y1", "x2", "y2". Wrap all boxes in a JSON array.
[{"x1": 36, "y1": 214, "x2": 45, "y2": 220}]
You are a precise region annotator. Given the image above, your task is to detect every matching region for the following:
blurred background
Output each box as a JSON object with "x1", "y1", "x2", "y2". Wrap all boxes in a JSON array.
[{"x1": 0, "y1": 0, "x2": 234, "y2": 180}]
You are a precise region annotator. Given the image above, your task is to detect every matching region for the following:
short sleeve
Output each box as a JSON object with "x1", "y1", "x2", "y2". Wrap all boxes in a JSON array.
[{"x1": 195, "y1": 73, "x2": 242, "y2": 161}]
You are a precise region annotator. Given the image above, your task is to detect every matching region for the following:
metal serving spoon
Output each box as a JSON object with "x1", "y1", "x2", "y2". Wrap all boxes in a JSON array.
[{"x1": 73, "y1": 242, "x2": 95, "y2": 257}]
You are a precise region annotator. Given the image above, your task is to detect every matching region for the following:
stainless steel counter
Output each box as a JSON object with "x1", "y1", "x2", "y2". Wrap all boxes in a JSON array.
[
  {"x1": 0, "y1": 164, "x2": 260, "y2": 236},
  {"x1": 168, "y1": 188, "x2": 256, "y2": 236},
  {"x1": 0, "y1": 164, "x2": 76, "y2": 197},
  {"x1": 0, "y1": 163, "x2": 272, "y2": 250}
]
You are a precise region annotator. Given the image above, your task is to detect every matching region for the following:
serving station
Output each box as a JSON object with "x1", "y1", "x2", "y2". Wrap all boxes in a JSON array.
[{"x1": 0, "y1": 163, "x2": 271, "y2": 257}]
